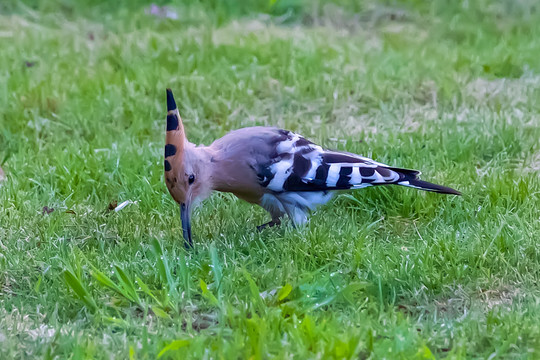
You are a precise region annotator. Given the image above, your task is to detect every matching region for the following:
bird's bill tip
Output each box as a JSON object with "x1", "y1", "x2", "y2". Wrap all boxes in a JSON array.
[
  {"x1": 166, "y1": 88, "x2": 177, "y2": 112},
  {"x1": 180, "y1": 202, "x2": 193, "y2": 248}
]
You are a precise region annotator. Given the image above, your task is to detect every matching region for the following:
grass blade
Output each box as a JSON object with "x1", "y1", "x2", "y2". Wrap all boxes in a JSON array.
[
  {"x1": 63, "y1": 269, "x2": 97, "y2": 312},
  {"x1": 200, "y1": 279, "x2": 219, "y2": 306},
  {"x1": 157, "y1": 339, "x2": 190, "y2": 359},
  {"x1": 152, "y1": 239, "x2": 179, "y2": 299}
]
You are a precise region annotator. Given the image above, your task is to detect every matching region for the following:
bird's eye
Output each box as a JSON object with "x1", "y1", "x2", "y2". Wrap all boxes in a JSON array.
[{"x1": 188, "y1": 174, "x2": 195, "y2": 184}]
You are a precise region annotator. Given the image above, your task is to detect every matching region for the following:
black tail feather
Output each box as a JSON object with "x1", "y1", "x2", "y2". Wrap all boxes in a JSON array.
[{"x1": 400, "y1": 178, "x2": 461, "y2": 195}]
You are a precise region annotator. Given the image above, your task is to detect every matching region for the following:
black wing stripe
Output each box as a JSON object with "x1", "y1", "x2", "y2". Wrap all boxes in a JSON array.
[
  {"x1": 336, "y1": 167, "x2": 353, "y2": 188},
  {"x1": 293, "y1": 152, "x2": 311, "y2": 178},
  {"x1": 314, "y1": 163, "x2": 330, "y2": 185},
  {"x1": 360, "y1": 167, "x2": 375, "y2": 177}
]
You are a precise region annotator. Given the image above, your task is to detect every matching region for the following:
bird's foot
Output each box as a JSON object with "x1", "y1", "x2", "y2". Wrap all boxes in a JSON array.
[{"x1": 256, "y1": 218, "x2": 281, "y2": 231}]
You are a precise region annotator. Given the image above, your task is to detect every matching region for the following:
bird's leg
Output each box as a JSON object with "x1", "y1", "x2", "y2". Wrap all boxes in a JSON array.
[{"x1": 256, "y1": 217, "x2": 281, "y2": 231}]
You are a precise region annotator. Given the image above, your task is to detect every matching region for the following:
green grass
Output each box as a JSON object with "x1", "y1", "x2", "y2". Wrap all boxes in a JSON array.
[{"x1": 1, "y1": 0, "x2": 540, "y2": 358}]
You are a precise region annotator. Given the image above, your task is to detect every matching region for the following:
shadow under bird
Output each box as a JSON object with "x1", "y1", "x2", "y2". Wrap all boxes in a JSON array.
[{"x1": 163, "y1": 89, "x2": 461, "y2": 248}]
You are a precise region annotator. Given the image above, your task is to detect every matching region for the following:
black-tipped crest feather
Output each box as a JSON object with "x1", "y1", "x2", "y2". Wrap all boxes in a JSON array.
[{"x1": 166, "y1": 88, "x2": 177, "y2": 111}]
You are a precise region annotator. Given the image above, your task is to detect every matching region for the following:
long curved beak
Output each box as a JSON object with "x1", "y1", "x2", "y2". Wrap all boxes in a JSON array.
[{"x1": 180, "y1": 203, "x2": 193, "y2": 248}]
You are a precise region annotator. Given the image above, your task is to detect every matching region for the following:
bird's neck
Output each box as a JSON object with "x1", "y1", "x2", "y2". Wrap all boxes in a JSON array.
[{"x1": 203, "y1": 143, "x2": 263, "y2": 203}]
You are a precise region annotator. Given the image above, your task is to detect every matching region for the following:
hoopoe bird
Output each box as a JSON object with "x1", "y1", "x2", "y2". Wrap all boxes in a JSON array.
[{"x1": 163, "y1": 89, "x2": 460, "y2": 247}]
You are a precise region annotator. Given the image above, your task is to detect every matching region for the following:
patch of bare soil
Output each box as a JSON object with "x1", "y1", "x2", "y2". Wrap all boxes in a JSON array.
[{"x1": 479, "y1": 285, "x2": 520, "y2": 310}]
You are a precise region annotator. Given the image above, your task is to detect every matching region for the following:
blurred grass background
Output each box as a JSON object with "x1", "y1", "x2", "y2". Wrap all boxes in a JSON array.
[{"x1": 0, "y1": 0, "x2": 539, "y2": 358}]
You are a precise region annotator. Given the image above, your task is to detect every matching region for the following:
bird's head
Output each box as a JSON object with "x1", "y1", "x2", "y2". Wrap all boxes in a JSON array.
[{"x1": 164, "y1": 89, "x2": 213, "y2": 247}]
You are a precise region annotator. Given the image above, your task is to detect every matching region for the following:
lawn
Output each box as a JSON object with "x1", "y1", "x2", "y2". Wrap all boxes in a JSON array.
[{"x1": 1, "y1": 0, "x2": 539, "y2": 358}]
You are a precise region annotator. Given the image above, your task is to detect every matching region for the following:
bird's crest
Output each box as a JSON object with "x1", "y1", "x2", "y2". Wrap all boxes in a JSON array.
[{"x1": 164, "y1": 89, "x2": 186, "y2": 177}]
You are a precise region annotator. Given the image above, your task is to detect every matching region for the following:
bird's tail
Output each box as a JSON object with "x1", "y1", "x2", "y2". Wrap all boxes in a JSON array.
[{"x1": 390, "y1": 167, "x2": 461, "y2": 195}]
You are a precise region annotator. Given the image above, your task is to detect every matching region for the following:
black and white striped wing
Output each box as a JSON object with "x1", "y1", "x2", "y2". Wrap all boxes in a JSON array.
[{"x1": 257, "y1": 129, "x2": 419, "y2": 193}]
